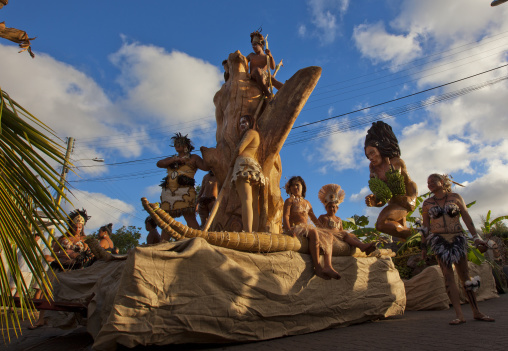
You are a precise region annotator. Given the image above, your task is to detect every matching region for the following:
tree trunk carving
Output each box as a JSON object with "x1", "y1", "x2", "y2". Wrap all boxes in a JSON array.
[{"x1": 201, "y1": 51, "x2": 321, "y2": 233}]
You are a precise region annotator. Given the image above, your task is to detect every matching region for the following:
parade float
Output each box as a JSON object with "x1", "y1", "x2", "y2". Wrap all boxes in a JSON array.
[{"x1": 44, "y1": 35, "x2": 498, "y2": 350}]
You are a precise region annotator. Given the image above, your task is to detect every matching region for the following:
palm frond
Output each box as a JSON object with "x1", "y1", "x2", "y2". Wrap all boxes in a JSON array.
[{"x1": 0, "y1": 87, "x2": 72, "y2": 338}]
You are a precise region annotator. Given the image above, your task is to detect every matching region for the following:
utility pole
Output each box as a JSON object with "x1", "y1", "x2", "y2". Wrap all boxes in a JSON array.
[{"x1": 55, "y1": 137, "x2": 74, "y2": 208}]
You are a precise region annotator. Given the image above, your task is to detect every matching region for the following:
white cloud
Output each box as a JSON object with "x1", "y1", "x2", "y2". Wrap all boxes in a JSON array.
[
  {"x1": 298, "y1": 24, "x2": 307, "y2": 37},
  {"x1": 343, "y1": 1, "x2": 508, "y2": 231},
  {"x1": 350, "y1": 186, "x2": 369, "y2": 202},
  {"x1": 391, "y1": 0, "x2": 507, "y2": 46},
  {"x1": 63, "y1": 190, "x2": 136, "y2": 233},
  {"x1": 145, "y1": 184, "x2": 162, "y2": 197},
  {"x1": 0, "y1": 44, "x2": 149, "y2": 158},
  {"x1": 454, "y1": 159, "x2": 508, "y2": 224},
  {"x1": 304, "y1": 0, "x2": 350, "y2": 44},
  {"x1": 353, "y1": 22, "x2": 422, "y2": 67},
  {"x1": 317, "y1": 122, "x2": 368, "y2": 171},
  {"x1": 109, "y1": 40, "x2": 222, "y2": 126}
]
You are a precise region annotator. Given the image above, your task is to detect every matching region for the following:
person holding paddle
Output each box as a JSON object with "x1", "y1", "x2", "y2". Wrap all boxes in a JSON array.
[{"x1": 247, "y1": 31, "x2": 283, "y2": 99}]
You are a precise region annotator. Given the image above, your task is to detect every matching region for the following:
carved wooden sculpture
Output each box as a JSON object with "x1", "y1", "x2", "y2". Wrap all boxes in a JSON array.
[{"x1": 200, "y1": 51, "x2": 321, "y2": 233}]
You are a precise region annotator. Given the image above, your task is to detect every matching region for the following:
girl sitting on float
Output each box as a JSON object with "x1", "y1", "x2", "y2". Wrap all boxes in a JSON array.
[
  {"x1": 317, "y1": 184, "x2": 377, "y2": 256},
  {"x1": 283, "y1": 176, "x2": 341, "y2": 280}
]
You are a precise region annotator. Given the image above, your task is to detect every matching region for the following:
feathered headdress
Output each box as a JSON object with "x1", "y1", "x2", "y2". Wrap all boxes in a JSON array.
[
  {"x1": 67, "y1": 208, "x2": 91, "y2": 227},
  {"x1": 318, "y1": 184, "x2": 345, "y2": 206},
  {"x1": 250, "y1": 31, "x2": 265, "y2": 47}
]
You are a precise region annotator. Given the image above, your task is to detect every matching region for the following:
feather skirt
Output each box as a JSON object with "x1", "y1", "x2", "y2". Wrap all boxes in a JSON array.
[{"x1": 428, "y1": 233, "x2": 467, "y2": 267}]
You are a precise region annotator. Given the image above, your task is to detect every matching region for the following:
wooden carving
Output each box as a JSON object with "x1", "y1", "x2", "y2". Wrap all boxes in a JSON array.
[{"x1": 200, "y1": 51, "x2": 321, "y2": 233}]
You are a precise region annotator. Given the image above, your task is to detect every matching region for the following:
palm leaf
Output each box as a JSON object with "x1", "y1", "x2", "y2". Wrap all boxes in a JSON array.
[
  {"x1": 489, "y1": 215, "x2": 508, "y2": 228},
  {"x1": 0, "y1": 87, "x2": 72, "y2": 338}
]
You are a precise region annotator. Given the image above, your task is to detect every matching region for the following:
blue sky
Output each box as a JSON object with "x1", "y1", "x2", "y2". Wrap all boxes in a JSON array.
[{"x1": 1, "y1": 0, "x2": 507, "y2": 242}]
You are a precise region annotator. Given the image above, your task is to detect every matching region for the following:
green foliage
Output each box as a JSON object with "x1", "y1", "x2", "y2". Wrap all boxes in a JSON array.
[
  {"x1": 0, "y1": 87, "x2": 71, "y2": 335},
  {"x1": 481, "y1": 210, "x2": 508, "y2": 237},
  {"x1": 343, "y1": 215, "x2": 369, "y2": 230},
  {"x1": 392, "y1": 246, "x2": 423, "y2": 280},
  {"x1": 396, "y1": 232, "x2": 422, "y2": 254},
  {"x1": 343, "y1": 215, "x2": 391, "y2": 246},
  {"x1": 490, "y1": 221, "x2": 508, "y2": 238},
  {"x1": 110, "y1": 226, "x2": 141, "y2": 254},
  {"x1": 467, "y1": 244, "x2": 485, "y2": 266}
]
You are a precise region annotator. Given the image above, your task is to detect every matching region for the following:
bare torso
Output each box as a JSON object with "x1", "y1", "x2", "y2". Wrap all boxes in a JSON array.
[
  {"x1": 247, "y1": 52, "x2": 268, "y2": 74},
  {"x1": 318, "y1": 214, "x2": 343, "y2": 231},
  {"x1": 201, "y1": 174, "x2": 218, "y2": 198},
  {"x1": 285, "y1": 197, "x2": 312, "y2": 228},
  {"x1": 238, "y1": 129, "x2": 260, "y2": 159}
]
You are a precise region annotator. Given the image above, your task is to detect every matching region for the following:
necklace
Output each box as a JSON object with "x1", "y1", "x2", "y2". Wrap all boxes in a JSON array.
[
  {"x1": 433, "y1": 194, "x2": 447, "y2": 201},
  {"x1": 291, "y1": 194, "x2": 302, "y2": 202}
]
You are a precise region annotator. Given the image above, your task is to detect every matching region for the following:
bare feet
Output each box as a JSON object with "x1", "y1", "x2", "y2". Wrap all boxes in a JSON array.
[
  {"x1": 449, "y1": 318, "x2": 466, "y2": 325},
  {"x1": 474, "y1": 314, "x2": 495, "y2": 322},
  {"x1": 28, "y1": 320, "x2": 45, "y2": 330},
  {"x1": 314, "y1": 266, "x2": 331, "y2": 280},
  {"x1": 321, "y1": 266, "x2": 341, "y2": 280}
]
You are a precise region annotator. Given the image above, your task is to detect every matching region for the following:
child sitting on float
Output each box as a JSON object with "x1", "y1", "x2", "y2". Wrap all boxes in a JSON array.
[
  {"x1": 283, "y1": 176, "x2": 341, "y2": 280},
  {"x1": 317, "y1": 184, "x2": 377, "y2": 255}
]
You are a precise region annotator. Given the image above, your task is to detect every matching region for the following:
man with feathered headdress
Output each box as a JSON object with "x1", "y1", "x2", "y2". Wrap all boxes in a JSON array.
[{"x1": 157, "y1": 133, "x2": 209, "y2": 230}]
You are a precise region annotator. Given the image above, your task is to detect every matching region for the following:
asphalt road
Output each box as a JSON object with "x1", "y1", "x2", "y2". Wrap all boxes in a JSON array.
[{"x1": 1, "y1": 294, "x2": 506, "y2": 351}]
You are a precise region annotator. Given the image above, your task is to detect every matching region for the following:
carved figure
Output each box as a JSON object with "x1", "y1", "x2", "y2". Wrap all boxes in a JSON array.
[
  {"x1": 98, "y1": 223, "x2": 114, "y2": 252},
  {"x1": 283, "y1": 176, "x2": 341, "y2": 280},
  {"x1": 231, "y1": 115, "x2": 265, "y2": 232},
  {"x1": 421, "y1": 174, "x2": 494, "y2": 325},
  {"x1": 157, "y1": 133, "x2": 209, "y2": 229},
  {"x1": 317, "y1": 184, "x2": 377, "y2": 255},
  {"x1": 145, "y1": 216, "x2": 161, "y2": 245},
  {"x1": 221, "y1": 59, "x2": 230, "y2": 82},
  {"x1": 364, "y1": 121, "x2": 417, "y2": 240},
  {"x1": 201, "y1": 51, "x2": 321, "y2": 233},
  {"x1": 196, "y1": 171, "x2": 218, "y2": 228},
  {"x1": 247, "y1": 31, "x2": 283, "y2": 98}
]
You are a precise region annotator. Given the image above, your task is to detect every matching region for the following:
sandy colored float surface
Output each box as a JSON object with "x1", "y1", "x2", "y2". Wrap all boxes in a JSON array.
[
  {"x1": 44, "y1": 238, "x2": 405, "y2": 350},
  {"x1": 404, "y1": 262, "x2": 498, "y2": 310}
]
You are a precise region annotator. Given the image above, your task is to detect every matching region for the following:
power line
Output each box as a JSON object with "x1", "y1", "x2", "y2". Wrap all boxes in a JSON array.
[
  {"x1": 305, "y1": 45, "x2": 508, "y2": 105},
  {"x1": 65, "y1": 70, "x2": 508, "y2": 182},
  {"x1": 312, "y1": 29, "x2": 508, "y2": 92},
  {"x1": 286, "y1": 74, "x2": 508, "y2": 145},
  {"x1": 69, "y1": 33, "x2": 508, "y2": 145},
  {"x1": 293, "y1": 63, "x2": 508, "y2": 129}
]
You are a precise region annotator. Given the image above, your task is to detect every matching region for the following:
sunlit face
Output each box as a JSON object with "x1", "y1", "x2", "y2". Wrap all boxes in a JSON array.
[
  {"x1": 290, "y1": 181, "x2": 303, "y2": 197},
  {"x1": 98, "y1": 229, "x2": 106, "y2": 238},
  {"x1": 239, "y1": 116, "x2": 250, "y2": 132},
  {"x1": 252, "y1": 42, "x2": 262, "y2": 53},
  {"x1": 74, "y1": 222, "x2": 83, "y2": 235},
  {"x1": 325, "y1": 202, "x2": 339, "y2": 215},
  {"x1": 365, "y1": 146, "x2": 382, "y2": 166},
  {"x1": 427, "y1": 176, "x2": 443, "y2": 193}
]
